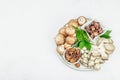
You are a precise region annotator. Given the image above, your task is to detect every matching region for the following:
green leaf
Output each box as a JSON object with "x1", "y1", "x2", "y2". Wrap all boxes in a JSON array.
[
  {"x1": 100, "y1": 30, "x2": 112, "y2": 39},
  {"x1": 79, "y1": 41, "x2": 85, "y2": 49},
  {"x1": 73, "y1": 41, "x2": 80, "y2": 47},
  {"x1": 84, "y1": 40, "x2": 91, "y2": 50},
  {"x1": 74, "y1": 28, "x2": 92, "y2": 50}
]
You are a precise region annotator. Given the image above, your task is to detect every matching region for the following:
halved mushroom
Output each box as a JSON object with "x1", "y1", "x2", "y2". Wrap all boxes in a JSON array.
[
  {"x1": 55, "y1": 34, "x2": 65, "y2": 45},
  {"x1": 77, "y1": 16, "x2": 87, "y2": 26}
]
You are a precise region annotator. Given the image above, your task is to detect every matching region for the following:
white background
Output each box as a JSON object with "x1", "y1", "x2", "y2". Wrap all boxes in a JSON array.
[{"x1": 0, "y1": 0, "x2": 120, "y2": 80}]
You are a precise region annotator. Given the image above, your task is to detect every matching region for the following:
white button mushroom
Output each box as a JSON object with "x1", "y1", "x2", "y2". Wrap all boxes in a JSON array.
[
  {"x1": 55, "y1": 34, "x2": 65, "y2": 45},
  {"x1": 68, "y1": 19, "x2": 78, "y2": 27},
  {"x1": 66, "y1": 36, "x2": 76, "y2": 45},
  {"x1": 94, "y1": 63, "x2": 101, "y2": 70},
  {"x1": 59, "y1": 27, "x2": 66, "y2": 36},
  {"x1": 65, "y1": 26, "x2": 75, "y2": 36},
  {"x1": 56, "y1": 45, "x2": 65, "y2": 55},
  {"x1": 77, "y1": 16, "x2": 87, "y2": 26}
]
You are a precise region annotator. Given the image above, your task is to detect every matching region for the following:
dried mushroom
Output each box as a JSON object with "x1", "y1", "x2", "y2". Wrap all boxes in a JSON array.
[{"x1": 65, "y1": 48, "x2": 81, "y2": 63}]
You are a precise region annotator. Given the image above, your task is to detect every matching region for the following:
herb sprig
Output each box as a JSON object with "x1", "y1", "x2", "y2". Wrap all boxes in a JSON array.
[
  {"x1": 100, "y1": 30, "x2": 112, "y2": 39},
  {"x1": 73, "y1": 28, "x2": 92, "y2": 50}
]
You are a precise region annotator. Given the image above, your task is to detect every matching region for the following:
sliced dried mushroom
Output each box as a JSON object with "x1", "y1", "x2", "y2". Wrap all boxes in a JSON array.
[
  {"x1": 65, "y1": 48, "x2": 81, "y2": 63},
  {"x1": 85, "y1": 21, "x2": 103, "y2": 39},
  {"x1": 55, "y1": 34, "x2": 65, "y2": 45}
]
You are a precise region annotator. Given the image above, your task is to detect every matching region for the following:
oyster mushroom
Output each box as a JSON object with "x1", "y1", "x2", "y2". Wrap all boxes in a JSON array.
[
  {"x1": 68, "y1": 19, "x2": 78, "y2": 27},
  {"x1": 65, "y1": 26, "x2": 75, "y2": 36},
  {"x1": 56, "y1": 45, "x2": 65, "y2": 55},
  {"x1": 101, "y1": 53, "x2": 109, "y2": 60},
  {"x1": 77, "y1": 16, "x2": 87, "y2": 26},
  {"x1": 104, "y1": 44, "x2": 115, "y2": 51},
  {"x1": 55, "y1": 34, "x2": 65, "y2": 45},
  {"x1": 66, "y1": 36, "x2": 76, "y2": 45}
]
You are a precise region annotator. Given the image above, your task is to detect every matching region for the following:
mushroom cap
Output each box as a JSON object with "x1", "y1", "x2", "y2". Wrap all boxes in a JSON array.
[
  {"x1": 65, "y1": 26, "x2": 75, "y2": 36},
  {"x1": 55, "y1": 34, "x2": 65, "y2": 45},
  {"x1": 66, "y1": 36, "x2": 76, "y2": 45}
]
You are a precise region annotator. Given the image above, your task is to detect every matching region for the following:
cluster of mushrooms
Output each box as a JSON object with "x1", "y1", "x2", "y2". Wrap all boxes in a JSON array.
[{"x1": 55, "y1": 16, "x2": 115, "y2": 70}]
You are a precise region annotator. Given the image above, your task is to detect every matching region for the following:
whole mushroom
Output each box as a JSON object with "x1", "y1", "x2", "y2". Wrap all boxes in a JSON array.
[
  {"x1": 66, "y1": 36, "x2": 76, "y2": 45},
  {"x1": 59, "y1": 27, "x2": 66, "y2": 36},
  {"x1": 65, "y1": 26, "x2": 75, "y2": 36},
  {"x1": 77, "y1": 16, "x2": 87, "y2": 26},
  {"x1": 55, "y1": 34, "x2": 65, "y2": 45},
  {"x1": 68, "y1": 19, "x2": 78, "y2": 27},
  {"x1": 56, "y1": 45, "x2": 65, "y2": 55}
]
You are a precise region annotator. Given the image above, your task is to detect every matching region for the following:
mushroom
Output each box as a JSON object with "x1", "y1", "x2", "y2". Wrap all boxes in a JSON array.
[
  {"x1": 92, "y1": 51, "x2": 101, "y2": 57},
  {"x1": 65, "y1": 26, "x2": 75, "y2": 36},
  {"x1": 66, "y1": 36, "x2": 76, "y2": 45},
  {"x1": 59, "y1": 27, "x2": 66, "y2": 36},
  {"x1": 75, "y1": 63, "x2": 80, "y2": 68},
  {"x1": 64, "y1": 43, "x2": 71, "y2": 49},
  {"x1": 77, "y1": 16, "x2": 87, "y2": 26},
  {"x1": 97, "y1": 38, "x2": 114, "y2": 46},
  {"x1": 105, "y1": 50, "x2": 114, "y2": 55},
  {"x1": 88, "y1": 60, "x2": 94, "y2": 67},
  {"x1": 56, "y1": 45, "x2": 65, "y2": 55},
  {"x1": 68, "y1": 19, "x2": 78, "y2": 27},
  {"x1": 55, "y1": 34, "x2": 65, "y2": 45},
  {"x1": 104, "y1": 44, "x2": 115, "y2": 52},
  {"x1": 101, "y1": 53, "x2": 109, "y2": 60},
  {"x1": 94, "y1": 63, "x2": 101, "y2": 70}
]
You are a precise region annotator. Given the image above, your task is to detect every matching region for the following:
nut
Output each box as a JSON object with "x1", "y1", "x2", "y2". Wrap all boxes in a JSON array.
[{"x1": 77, "y1": 16, "x2": 87, "y2": 26}]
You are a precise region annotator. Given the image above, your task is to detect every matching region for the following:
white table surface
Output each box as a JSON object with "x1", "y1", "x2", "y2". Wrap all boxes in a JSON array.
[{"x1": 0, "y1": 0, "x2": 120, "y2": 80}]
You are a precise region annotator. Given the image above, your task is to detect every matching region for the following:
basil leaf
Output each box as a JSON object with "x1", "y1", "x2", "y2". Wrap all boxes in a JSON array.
[
  {"x1": 73, "y1": 41, "x2": 80, "y2": 47},
  {"x1": 100, "y1": 30, "x2": 112, "y2": 39}
]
